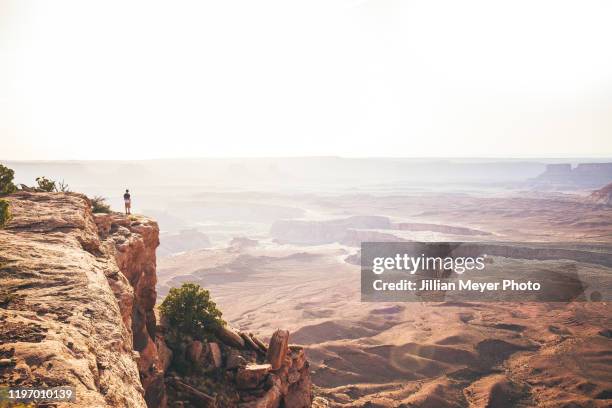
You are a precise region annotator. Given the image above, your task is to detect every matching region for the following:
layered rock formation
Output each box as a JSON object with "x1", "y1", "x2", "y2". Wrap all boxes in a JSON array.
[
  {"x1": 532, "y1": 162, "x2": 612, "y2": 188},
  {"x1": 164, "y1": 327, "x2": 312, "y2": 407},
  {"x1": 0, "y1": 192, "x2": 313, "y2": 408},
  {"x1": 0, "y1": 192, "x2": 152, "y2": 407},
  {"x1": 93, "y1": 211, "x2": 165, "y2": 407}
]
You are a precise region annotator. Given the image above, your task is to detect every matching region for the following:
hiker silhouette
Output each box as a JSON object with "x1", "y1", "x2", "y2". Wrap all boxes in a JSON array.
[{"x1": 123, "y1": 189, "x2": 131, "y2": 215}]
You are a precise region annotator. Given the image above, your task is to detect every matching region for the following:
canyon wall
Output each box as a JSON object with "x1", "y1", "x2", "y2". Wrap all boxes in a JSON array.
[
  {"x1": 0, "y1": 192, "x2": 152, "y2": 407},
  {"x1": 93, "y1": 211, "x2": 166, "y2": 407},
  {"x1": 0, "y1": 192, "x2": 313, "y2": 408}
]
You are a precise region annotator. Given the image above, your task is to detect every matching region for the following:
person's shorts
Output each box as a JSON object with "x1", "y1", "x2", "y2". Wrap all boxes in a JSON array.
[{"x1": 124, "y1": 200, "x2": 131, "y2": 207}]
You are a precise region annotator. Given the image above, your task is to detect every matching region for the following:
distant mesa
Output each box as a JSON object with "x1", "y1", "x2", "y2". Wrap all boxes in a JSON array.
[
  {"x1": 588, "y1": 182, "x2": 612, "y2": 206},
  {"x1": 532, "y1": 162, "x2": 612, "y2": 189}
]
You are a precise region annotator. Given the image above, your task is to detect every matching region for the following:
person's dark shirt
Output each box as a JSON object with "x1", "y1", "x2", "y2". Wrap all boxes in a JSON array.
[{"x1": 124, "y1": 192, "x2": 131, "y2": 200}]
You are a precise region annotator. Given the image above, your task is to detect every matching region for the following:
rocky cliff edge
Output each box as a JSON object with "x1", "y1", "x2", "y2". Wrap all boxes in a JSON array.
[{"x1": 0, "y1": 192, "x2": 313, "y2": 408}]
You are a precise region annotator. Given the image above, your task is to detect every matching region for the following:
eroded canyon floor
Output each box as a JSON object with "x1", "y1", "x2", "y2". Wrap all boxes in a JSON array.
[{"x1": 157, "y1": 191, "x2": 612, "y2": 407}]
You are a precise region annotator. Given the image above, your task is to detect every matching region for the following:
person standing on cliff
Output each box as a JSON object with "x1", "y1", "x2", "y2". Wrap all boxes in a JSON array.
[{"x1": 123, "y1": 189, "x2": 131, "y2": 215}]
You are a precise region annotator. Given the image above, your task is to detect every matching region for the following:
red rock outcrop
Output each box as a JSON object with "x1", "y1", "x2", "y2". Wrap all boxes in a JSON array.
[
  {"x1": 167, "y1": 328, "x2": 313, "y2": 407},
  {"x1": 0, "y1": 192, "x2": 151, "y2": 407},
  {"x1": 0, "y1": 192, "x2": 313, "y2": 408},
  {"x1": 93, "y1": 212, "x2": 165, "y2": 407}
]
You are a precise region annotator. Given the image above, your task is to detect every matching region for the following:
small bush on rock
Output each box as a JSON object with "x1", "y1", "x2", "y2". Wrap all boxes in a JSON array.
[
  {"x1": 0, "y1": 164, "x2": 16, "y2": 196},
  {"x1": 90, "y1": 196, "x2": 112, "y2": 213},
  {"x1": 160, "y1": 283, "x2": 225, "y2": 342},
  {"x1": 36, "y1": 176, "x2": 56, "y2": 192}
]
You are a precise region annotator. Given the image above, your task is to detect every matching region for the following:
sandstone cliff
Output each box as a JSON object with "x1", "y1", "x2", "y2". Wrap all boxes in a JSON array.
[
  {"x1": 0, "y1": 192, "x2": 313, "y2": 408},
  {"x1": 0, "y1": 192, "x2": 154, "y2": 407},
  {"x1": 93, "y1": 209, "x2": 165, "y2": 407}
]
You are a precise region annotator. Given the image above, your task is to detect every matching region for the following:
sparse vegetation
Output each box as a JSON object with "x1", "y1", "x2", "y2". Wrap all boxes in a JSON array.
[
  {"x1": 0, "y1": 200, "x2": 9, "y2": 229},
  {"x1": 35, "y1": 176, "x2": 56, "y2": 192},
  {"x1": 90, "y1": 196, "x2": 112, "y2": 213},
  {"x1": 56, "y1": 179, "x2": 71, "y2": 192},
  {"x1": 160, "y1": 283, "x2": 225, "y2": 342},
  {"x1": 0, "y1": 164, "x2": 16, "y2": 196}
]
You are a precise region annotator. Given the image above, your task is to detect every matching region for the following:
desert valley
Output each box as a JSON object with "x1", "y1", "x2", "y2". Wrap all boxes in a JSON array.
[{"x1": 2, "y1": 158, "x2": 612, "y2": 407}]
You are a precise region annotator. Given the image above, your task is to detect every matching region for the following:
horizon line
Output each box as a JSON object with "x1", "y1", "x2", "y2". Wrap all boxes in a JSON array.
[{"x1": 2, "y1": 155, "x2": 612, "y2": 163}]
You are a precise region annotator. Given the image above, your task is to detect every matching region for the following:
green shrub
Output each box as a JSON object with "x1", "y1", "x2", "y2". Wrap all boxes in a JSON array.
[
  {"x1": 159, "y1": 283, "x2": 225, "y2": 342},
  {"x1": 0, "y1": 199, "x2": 10, "y2": 228},
  {"x1": 36, "y1": 176, "x2": 56, "y2": 192},
  {"x1": 0, "y1": 164, "x2": 16, "y2": 196},
  {"x1": 90, "y1": 196, "x2": 112, "y2": 213}
]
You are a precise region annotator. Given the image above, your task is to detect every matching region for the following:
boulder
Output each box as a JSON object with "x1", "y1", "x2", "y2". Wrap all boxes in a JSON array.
[
  {"x1": 250, "y1": 333, "x2": 268, "y2": 353},
  {"x1": 209, "y1": 342, "x2": 222, "y2": 368},
  {"x1": 226, "y1": 349, "x2": 247, "y2": 370},
  {"x1": 266, "y1": 330, "x2": 289, "y2": 370},
  {"x1": 241, "y1": 332, "x2": 265, "y2": 354},
  {"x1": 218, "y1": 325, "x2": 246, "y2": 348},
  {"x1": 236, "y1": 364, "x2": 272, "y2": 389}
]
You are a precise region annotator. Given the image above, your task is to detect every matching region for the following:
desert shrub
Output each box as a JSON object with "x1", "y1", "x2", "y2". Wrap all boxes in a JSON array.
[
  {"x1": 56, "y1": 179, "x2": 71, "y2": 192},
  {"x1": 160, "y1": 283, "x2": 225, "y2": 342},
  {"x1": 0, "y1": 164, "x2": 16, "y2": 196},
  {"x1": 0, "y1": 199, "x2": 10, "y2": 228},
  {"x1": 90, "y1": 196, "x2": 112, "y2": 213},
  {"x1": 35, "y1": 176, "x2": 56, "y2": 192}
]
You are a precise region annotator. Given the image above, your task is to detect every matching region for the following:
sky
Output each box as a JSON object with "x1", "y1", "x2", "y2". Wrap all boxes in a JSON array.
[{"x1": 1, "y1": 0, "x2": 612, "y2": 160}]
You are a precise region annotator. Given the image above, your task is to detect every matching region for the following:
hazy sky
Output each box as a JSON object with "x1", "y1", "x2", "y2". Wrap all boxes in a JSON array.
[{"x1": 2, "y1": 0, "x2": 612, "y2": 160}]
